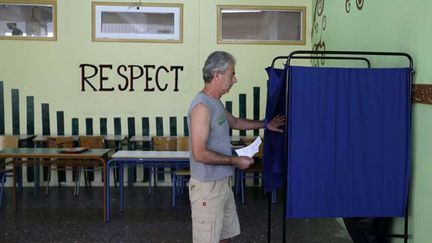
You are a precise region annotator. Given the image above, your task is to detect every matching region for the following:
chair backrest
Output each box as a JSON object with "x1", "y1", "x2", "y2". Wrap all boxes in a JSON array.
[
  {"x1": 0, "y1": 135, "x2": 19, "y2": 149},
  {"x1": 176, "y1": 136, "x2": 189, "y2": 151},
  {"x1": 79, "y1": 136, "x2": 105, "y2": 148},
  {"x1": 241, "y1": 136, "x2": 257, "y2": 145},
  {"x1": 152, "y1": 136, "x2": 176, "y2": 151},
  {"x1": 46, "y1": 136, "x2": 75, "y2": 148}
]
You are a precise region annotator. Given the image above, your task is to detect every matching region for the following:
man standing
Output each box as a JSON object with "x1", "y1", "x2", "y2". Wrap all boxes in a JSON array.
[{"x1": 187, "y1": 51, "x2": 285, "y2": 243}]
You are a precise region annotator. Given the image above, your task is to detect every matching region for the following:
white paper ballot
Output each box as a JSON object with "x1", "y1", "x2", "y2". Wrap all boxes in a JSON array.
[{"x1": 235, "y1": 136, "x2": 262, "y2": 157}]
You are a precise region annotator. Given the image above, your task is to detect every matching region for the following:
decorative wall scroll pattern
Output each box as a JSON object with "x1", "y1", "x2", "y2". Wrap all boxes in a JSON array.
[
  {"x1": 345, "y1": 0, "x2": 365, "y2": 13},
  {"x1": 412, "y1": 84, "x2": 432, "y2": 105},
  {"x1": 311, "y1": 0, "x2": 326, "y2": 66},
  {"x1": 311, "y1": 0, "x2": 367, "y2": 66}
]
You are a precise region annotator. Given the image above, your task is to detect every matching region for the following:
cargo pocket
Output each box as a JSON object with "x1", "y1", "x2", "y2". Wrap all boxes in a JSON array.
[{"x1": 192, "y1": 210, "x2": 216, "y2": 243}]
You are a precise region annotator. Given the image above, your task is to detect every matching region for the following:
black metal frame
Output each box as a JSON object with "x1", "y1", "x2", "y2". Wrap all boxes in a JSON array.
[
  {"x1": 271, "y1": 55, "x2": 371, "y2": 68},
  {"x1": 267, "y1": 50, "x2": 414, "y2": 243},
  {"x1": 266, "y1": 54, "x2": 372, "y2": 242}
]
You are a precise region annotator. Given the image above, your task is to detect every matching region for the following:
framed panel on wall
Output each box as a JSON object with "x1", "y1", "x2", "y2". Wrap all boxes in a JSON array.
[
  {"x1": 217, "y1": 5, "x2": 306, "y2": 45},
  {"x1": 0, "y1": 0, "x2": 57, "y2": 41},
  {"x1": 92, "y1": 2, "x2": 183, "y2": 43}
]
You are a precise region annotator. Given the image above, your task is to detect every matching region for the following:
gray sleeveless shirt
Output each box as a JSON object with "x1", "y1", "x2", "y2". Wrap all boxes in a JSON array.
[{"x1": 187, "y1": 92, "x2": 234, "y2": 182}]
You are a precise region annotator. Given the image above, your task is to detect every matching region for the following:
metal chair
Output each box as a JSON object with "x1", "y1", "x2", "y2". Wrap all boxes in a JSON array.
[
  {"x1": 45, "y1": 136, "x2": 75, "y2": 196},
  {"x1": 151, "y1": 136, "x2": 177, "y2": 190},
  {"x1": 0, "y1": 135, "x2": 18, "y2": 208},
  {"x1": 239, "y1": 138, "x2": 276, "y2": 204},
  {"x1": 76, "y1": 136, "x2": 106, "y2": 195},
  {"x1": 171, "y1": 136, "x2": 190, "y2": 207}
]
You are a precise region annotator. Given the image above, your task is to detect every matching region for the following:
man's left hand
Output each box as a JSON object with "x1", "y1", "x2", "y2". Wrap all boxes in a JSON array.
[{"x1": 267, "y1": 114, "x2": 285, "y2": 133}]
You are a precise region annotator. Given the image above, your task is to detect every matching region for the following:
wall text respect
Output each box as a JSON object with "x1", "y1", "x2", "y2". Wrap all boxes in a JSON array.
[{"x1": 79, "y1": 64, "x2": 184, "y2": 92}]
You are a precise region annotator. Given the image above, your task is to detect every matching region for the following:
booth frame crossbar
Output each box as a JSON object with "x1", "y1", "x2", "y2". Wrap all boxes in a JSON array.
[
  {"x1": 271, "y1": 55, "x2": 371, "y2": 68},
  {"x1": 271, "y1": 50, "x2": 414, "y2": 243}
]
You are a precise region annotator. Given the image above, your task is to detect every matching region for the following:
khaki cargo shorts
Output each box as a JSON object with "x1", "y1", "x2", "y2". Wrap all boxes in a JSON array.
[{"x1": 189, "y1": 177, "x2": 240, "y2": 243}]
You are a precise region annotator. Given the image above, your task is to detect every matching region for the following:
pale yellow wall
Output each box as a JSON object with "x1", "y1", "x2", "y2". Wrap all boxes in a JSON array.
[{"x1": 0, "y1": 0, "x2": 311, "y2": 136}]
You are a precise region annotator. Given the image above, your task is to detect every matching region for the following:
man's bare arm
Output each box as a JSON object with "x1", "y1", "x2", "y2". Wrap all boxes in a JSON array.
[{"x1": 225, "y1": 111, "x2": 285, "y2": 133}]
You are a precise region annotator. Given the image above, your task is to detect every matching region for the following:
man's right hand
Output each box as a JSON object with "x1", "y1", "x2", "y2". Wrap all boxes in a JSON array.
[{"x1": 232, "y1": 156, "x2": 254, "y2": 169}]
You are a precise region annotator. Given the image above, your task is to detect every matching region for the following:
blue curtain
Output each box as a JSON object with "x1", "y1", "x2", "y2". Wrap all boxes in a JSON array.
[
  {"x1": 263, "y1": 66, "x2": 287, "y2": 190},
  {"x1": 286, "y1": 66, "x2": 411, "y2": 218}
]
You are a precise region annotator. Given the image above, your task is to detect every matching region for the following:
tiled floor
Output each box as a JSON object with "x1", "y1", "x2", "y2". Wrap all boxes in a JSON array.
[{"x1": 0, "y1": 186, "x2": 352, "y2": 242}]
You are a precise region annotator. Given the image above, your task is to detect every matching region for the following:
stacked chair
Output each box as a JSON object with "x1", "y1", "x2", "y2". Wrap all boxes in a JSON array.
[
  {"x1": 239, "y1": 137, "x2": 276, "y2": 204},
  {"x1": 150, "y1": 136, "x2": 177, "y2": 190},
  {"x1": 77, "y1": 136, "x2": 106, "y2": 195},
  {"x1": 171, "y1": 136, "x2": 190, "y2": 207},
  {"x1": 150, "y1": 136, "x2": 190, "y2": 207},
  {"x1": 0, "y1": 135, "x2": 19, "y2": 208},
  {"x1": 45, "y1": 136, "x2": 75, "y2": 196}
]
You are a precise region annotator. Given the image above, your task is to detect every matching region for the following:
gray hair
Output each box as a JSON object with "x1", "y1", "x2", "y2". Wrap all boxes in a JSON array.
[{"x1": 202, "y1": 51, "x2": 236, "y2": 83}]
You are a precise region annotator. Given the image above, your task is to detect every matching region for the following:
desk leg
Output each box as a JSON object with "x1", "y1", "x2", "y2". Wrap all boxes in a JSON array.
[
  {"x1": 12, "y1": 163, "x2": 17, "y2": 212},
  {"x1": 33, "y1": 143, "x2": 41, "y2": 193},
  {"x1": 17, "y1": 164, "x2": 22, "y2": 192},
  {"x1": 172, "y1": 173, "x2": 176, "y2": 208},
  {"x1": 106, "y1": 161, "x2": 110, "y2": 223},
  {"x1": 103, "y1": 161, "x2": 107, "y2": 223},
  {"x1": 127, "y1": 166, "x2": 135, "y2": 188},
  {"x1": 115, "y1": 141, "x2": 121, "y2": 152},
  {"x1": 120, "y1": 163, "x2": 124, "y2": 212},
  {"x1": 128, "y1": 143, "x2": 135, "y2": 188},
  {"x1": 33, "y1": 162, "x2": 40, "y2": 194}
]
